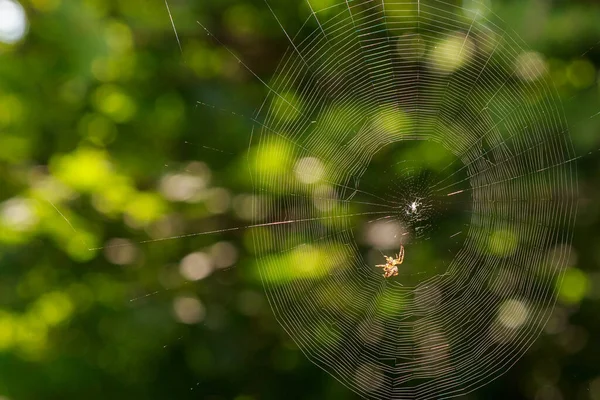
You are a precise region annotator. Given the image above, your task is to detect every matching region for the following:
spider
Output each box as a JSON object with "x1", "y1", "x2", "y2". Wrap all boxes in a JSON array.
[{"x1": 376, "y1": 245, "x2": 405, "y2": 279}]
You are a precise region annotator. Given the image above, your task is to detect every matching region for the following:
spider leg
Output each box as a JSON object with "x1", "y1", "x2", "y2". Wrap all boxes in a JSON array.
[{"x1": 398, "y1": 245, "x2": 405, "y2": 264}]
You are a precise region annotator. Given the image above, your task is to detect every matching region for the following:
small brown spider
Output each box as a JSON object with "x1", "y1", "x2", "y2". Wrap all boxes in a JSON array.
[{"x1": 376, "y1": 245, "x2": 404, "y2": 279}]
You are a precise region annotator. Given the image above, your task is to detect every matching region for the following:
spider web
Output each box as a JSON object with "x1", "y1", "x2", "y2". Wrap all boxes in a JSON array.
[
  {"x1": 91, "y1": 0, "x2": 582, "y2": 397},
  {"x1": 239, "y1": 0, "x2": 577, "y2": 399}
]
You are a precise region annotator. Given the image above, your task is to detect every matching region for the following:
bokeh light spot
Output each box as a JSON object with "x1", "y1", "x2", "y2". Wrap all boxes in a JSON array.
[
  {"x1": 179, "y1": 252, "x2": 213, "y2": 281},
  {"x1": 429, "y1": 33, "x2": 475, "y2": 74},
  {"x1": 93, "y1": 85, "x2": 137, "y2": 123},
  {"x1": 52, "y1": 148, "x2": 113, "y2": 192},
  {"x1": 160, "y1": 173, "x2": 207, "y2": 202},
  {"x1": 558, "y1": 268, "x2": 589, "y2": 305},
  {"x1": 204, "y1": 188, "x2": 231, "y2": 214},
  {"x1": 104, "y1": 238, "x2": 138, "y2": 265},
  {"x1": 271, "y1": 92, "x2": 302, "y2": 122},
  {"x1": 172, "y1": 296, "x2": 205, "y2": 324},
  {"x1": 567, "y1": 59, "x2": 596, "y2": 89},
  {"x1": 364, "y1": 220, "x2": 405, "y2": 249},
  {"x1": 488, "y1": 229, "x2": 518, "y2": 256},
  {"x1": 0, "y1": 0, "x2": 27, "y2": 44},
  {"x1": 209, "y1": 241, "x2": 238, "y2": 269},
  {"x1": 294, "y1": 157, "x2": 325, "y2": 184},
  {"x1": 0, "y1": 312, "x2": 16, "y2": 350},
  {"x1": 32, "y1": 291, "x2": 74, "y2": 327},
  {"x1": 125, "y1": 193, "x2": 165, "y2": 224},
  {"x1": 497, "y1": 299, "x2": 529, "y2": 329},
  {"x1": 0, "y1": 197, "x2": 38, "y2": 232},
  {"x1": 514, "y1": 52, "x2": 548, "y2": 81}
]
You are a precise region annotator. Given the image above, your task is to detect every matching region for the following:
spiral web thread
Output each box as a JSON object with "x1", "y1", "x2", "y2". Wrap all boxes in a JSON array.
[{"x1": 246, "y1": 0, "x2": 578, "y2": 399}]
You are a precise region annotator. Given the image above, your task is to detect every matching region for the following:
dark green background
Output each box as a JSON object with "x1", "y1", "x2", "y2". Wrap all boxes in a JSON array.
[{"x1": 0, "y1": 0, "x2": 599, "y2": 399}]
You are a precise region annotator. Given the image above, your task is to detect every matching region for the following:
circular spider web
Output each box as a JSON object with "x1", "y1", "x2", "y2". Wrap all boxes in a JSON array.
[{"x1": 249, "y1": 0, "x2": 577, "y2": 398}]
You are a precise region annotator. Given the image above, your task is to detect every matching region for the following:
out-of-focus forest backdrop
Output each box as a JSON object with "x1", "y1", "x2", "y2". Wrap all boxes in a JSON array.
[{"x1": 0, "y1": 0, "x2": 599, "y2": 399}]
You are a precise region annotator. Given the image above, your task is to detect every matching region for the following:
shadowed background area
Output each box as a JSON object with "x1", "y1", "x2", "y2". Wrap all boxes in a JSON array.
[{"x1": 0, "y1": 0, "x2": 599, "y2": 399}]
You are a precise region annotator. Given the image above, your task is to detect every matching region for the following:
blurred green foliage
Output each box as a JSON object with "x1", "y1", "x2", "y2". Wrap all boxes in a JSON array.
[{"x1": 0, "y1": 0, "x2": 599, "y2": 399}]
